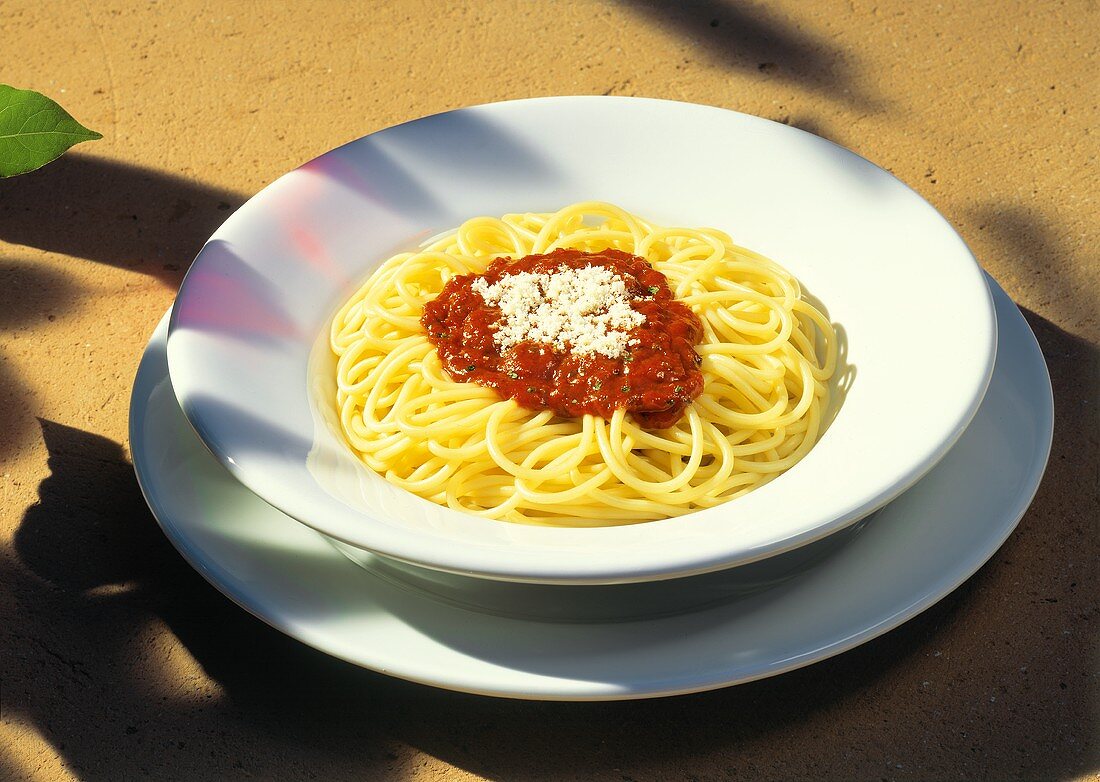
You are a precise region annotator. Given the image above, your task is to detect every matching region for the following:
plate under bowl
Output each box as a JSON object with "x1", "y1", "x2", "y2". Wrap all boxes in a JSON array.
[{"x1": 135, "y1": 276, "x2": 1050, "y2": 699}]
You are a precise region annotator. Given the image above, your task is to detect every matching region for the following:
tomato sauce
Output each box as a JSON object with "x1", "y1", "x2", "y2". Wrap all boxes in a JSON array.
[{"x1": 421, "y1": 249, "x2": 704, "y2": 429}]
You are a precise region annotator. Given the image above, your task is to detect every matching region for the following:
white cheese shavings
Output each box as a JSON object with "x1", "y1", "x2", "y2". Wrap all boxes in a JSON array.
[{"x1": 472, "y1": 265, "x2": 645, "y2": 358}]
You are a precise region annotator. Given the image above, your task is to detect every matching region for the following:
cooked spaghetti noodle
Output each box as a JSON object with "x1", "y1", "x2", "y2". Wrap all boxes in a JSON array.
[{"x1": 330, "y1": 202, "x2": 837, "y2": 525}]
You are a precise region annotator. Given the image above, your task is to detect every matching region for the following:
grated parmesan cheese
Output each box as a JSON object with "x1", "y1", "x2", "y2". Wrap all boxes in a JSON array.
[{"x1": 471, "y1": 265, "x2": 645, "y2": 358}]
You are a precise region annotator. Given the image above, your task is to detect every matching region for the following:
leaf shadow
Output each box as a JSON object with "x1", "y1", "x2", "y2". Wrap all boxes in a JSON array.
[
  {"x1": 970, "y1": 204, "x2": 1098, "y2": 338},
  {"x1": 0, "y1": 257, "x2": 81, "y2": 458},
  {"x1": 618, "y1": 0, "x2": 883, "y2": 112},
  {"x1": 0, "y1": 153, "x2": 247, "y2": 285}
]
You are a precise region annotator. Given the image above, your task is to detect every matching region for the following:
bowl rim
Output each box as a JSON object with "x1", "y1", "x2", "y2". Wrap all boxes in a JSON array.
[{"x1": 166, "y1": 95, "x2": 997, "y2": 584}]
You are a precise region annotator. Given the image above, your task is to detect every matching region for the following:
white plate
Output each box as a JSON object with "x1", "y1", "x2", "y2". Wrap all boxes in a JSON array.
[
  {"x1": 165, "y1": 97, "x2": 996, "y2": 584},
  {"x1": 132, "y1": 277, "x2": 1050, "y2": 700}
]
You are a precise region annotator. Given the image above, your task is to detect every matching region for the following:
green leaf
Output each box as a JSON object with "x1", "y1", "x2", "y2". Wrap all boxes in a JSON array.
[{"x1": 0, "y1": 85, "x2": 102, "y2": 178}]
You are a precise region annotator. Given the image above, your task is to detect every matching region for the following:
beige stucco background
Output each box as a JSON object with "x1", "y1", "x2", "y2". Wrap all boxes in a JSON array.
[{"x1": 2, "y1": 1, "x2": 1097, "y2": 780}]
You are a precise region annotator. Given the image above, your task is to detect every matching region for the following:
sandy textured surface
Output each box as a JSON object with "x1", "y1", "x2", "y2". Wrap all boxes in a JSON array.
[{"x1": 2, "y1": 1, "x2": 1097, "y2": 780}]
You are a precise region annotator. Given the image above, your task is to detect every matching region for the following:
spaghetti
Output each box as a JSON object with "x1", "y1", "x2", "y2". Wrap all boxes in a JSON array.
[{"x1": 330, "y1": 202, "x2": 837, "y2": 525}]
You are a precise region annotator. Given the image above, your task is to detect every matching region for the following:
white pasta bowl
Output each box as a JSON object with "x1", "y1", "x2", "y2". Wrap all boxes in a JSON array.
[{"x1": 166, "y1": 96, "x2": 996, "y2": 585}]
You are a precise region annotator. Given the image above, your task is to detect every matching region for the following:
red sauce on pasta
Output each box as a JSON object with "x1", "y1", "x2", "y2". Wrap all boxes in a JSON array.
[{"x1": 421, "y1": 249, "x2": 704, "y2": 429}]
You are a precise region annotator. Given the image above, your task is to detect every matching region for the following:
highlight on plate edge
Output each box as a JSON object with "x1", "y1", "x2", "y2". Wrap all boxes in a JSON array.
[{"x1": 329, "y1": 202, "x2": 838, "y2": 527}]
